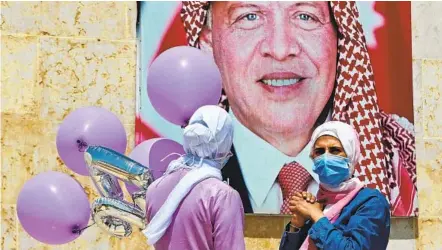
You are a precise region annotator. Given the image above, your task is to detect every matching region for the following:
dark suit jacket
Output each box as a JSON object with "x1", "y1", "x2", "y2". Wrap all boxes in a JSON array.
[{"x1": 221, "y1": 147, "x2": 254, "y2": 213}]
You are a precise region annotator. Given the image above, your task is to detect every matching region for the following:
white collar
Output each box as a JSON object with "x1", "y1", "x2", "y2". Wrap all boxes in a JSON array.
[{"x1": 229, "y1": 110, "x2": 319, "y2": 207}]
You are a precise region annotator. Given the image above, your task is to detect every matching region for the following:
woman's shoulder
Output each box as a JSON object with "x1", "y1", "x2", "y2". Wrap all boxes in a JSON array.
[
  {"x1": 357, "y1": 187, "x2": 386, "y2": 197},
  {"x1": 198, "y1": 178, "x2": 242, "y2": 198},
  {"x1": 354, "y1": 187, "x2": 390, "y2": 208}
]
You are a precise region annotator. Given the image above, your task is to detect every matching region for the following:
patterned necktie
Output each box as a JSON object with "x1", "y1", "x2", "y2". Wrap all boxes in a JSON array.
[{"x1": 277, "y1": 162, "x2": 313, "y2": 214}]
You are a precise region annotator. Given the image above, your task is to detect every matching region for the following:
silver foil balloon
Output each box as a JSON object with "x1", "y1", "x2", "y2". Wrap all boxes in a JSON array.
[
  {"x1": 87, "y1": 164, "x2": 124, "y2": 200},
  {"x1": 83, "y1": 145, "x2": 155, "y2": 237},
  {"x1": 131, "y1": 190, "x2": 147, "y2": 214},
  {"x1": 84, "y1": 146, "x2": 154, "y2": 194},
  {"x1": 92, "y1": 197, "x2": 146, "y2": 237}
]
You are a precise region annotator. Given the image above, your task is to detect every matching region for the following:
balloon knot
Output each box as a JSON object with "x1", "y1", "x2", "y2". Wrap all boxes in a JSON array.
[
  {"x1": 181, "y1": 120, "x2": 189, "y2": 129},
  {"x1": 76, "y1": 139, "x2": 88, "y2": 152},
  {"x1": 71, "y1": 226, "x2": 82, "y2": 234},
  {"x1": 72, "y1": 222, "x2": 95, "y2": 234}
]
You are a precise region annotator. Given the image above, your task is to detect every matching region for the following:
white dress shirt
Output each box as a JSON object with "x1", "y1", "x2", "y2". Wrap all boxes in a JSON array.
[{"x1": 230, "y1": 110, "x2": 320, "y2": 214}]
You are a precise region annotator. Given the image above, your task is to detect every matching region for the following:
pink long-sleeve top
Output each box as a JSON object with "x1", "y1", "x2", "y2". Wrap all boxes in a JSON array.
[{"x1": 145, "y1": 169, "x2": 246, "y2": 250}]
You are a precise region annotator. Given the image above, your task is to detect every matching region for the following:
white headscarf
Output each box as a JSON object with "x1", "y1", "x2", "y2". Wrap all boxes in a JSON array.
[
  {"x1": 310, "y1": 121, "x2": 362, "y2": 192},
  {"x1": 143, "y1": 105, "x2": 233, "y2": 245}
]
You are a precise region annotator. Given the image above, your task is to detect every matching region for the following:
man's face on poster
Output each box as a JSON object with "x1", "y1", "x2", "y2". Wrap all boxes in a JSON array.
[{"x1": 200, "y1": 1, "x2": 338, "y2": 140}]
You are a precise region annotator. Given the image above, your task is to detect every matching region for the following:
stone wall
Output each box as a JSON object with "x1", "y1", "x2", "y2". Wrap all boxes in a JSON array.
[{"x1": 1, "y1": 1, "x2": 441, "y2": 249}]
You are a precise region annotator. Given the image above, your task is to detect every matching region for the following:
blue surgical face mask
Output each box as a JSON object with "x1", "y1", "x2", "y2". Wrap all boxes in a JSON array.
[{"x1": 313, "y1": 154, "x2": 350, "y2": 188}]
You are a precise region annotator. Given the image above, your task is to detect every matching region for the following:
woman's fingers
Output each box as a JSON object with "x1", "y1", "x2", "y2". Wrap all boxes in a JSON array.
[
  {"x1": 302, "y1": 191, "x2": 308, "y2": 199},
  {"x1": 294, "y1": 192, "x2": 303, "y2": 198}
]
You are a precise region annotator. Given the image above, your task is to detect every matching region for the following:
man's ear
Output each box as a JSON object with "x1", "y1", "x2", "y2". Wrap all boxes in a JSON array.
[{"x1": 199, "y1": 28, "x2": 213, "y2": 54}]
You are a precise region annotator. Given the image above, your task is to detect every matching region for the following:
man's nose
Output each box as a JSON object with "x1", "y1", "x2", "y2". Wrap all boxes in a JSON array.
[{"x1": 259, "y1": 24, "x2": 301, "y2": 61}]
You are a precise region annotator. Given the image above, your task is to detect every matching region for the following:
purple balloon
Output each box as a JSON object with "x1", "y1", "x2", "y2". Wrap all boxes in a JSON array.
[
  {"x1": 17, "y1": 171, "x2": 90, "y2": 245},
  {"x1": 125, "y1": 138, "x2": 185, "y2": 194},
  {"x1": 147, "y1": 46, "x2": 222, "y2": 126},
  {"x1": 56, "y1": 106, "x2": 127, "y2": 176}
]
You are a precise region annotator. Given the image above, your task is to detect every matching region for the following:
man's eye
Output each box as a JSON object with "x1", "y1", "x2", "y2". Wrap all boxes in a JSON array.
[
  {"x1": 292, "y1": 12, "x2": 323, "y2": 31},
  {"x1": 233, "y1": 12, "x2": 263, "y2": 30},
  {"x1": 298, "y1": 13, "x2": 312, "y2": 21},
  {"x1": 243, "y1": 13, "x2": 259, "y2": 21}
]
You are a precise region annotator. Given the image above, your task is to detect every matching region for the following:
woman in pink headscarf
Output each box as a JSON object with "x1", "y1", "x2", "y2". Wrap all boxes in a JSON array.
[
  {"x1": 179, "y1": 1, "x2": 416, "y2": 216},
  {"x1": 280, "y1": 121, "x2": 390, "y2": 250}
]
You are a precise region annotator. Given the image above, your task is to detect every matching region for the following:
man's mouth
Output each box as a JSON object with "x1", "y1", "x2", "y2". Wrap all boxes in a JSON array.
[
  {"x1": 258, "y1": 72, "x2": 306, "y2": 87},
  {"x1": 256, "y1": 72, "x2": 307, "y2": 99},
  {"x1": 260, "y1": 78, "x2": 303, "y2": 87}
]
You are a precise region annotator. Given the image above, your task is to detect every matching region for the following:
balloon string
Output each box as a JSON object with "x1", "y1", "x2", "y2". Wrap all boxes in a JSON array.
[
  {"x1": 72, "y1": 222, "x2": 96, "y2": 234},
  {"x1": 160, "y1": 153, "x2": 183, "y2": 162}
]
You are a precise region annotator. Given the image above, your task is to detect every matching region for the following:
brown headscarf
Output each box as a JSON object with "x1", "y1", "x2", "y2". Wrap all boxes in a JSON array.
[{"x1": 180, "y1": 1, "x2": 417, "y2": 215}]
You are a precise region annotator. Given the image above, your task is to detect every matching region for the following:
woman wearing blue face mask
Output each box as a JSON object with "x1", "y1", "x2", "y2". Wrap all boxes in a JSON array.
[{"x1": 279, "y1": 121, "x2": 391, "y2": 250}]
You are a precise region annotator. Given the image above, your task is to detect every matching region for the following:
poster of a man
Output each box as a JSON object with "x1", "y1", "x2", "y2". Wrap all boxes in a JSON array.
[{"x1": 136, "y1": 1, "x2": 416, "y2": 217}]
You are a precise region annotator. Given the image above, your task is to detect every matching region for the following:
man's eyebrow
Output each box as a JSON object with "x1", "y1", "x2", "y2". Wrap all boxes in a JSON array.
[
  {"x1": 292, "y1": 1, "x2": 322, "y2": 8},
  {"x1": 226, "y1": 3, "x2": 262, "y2": 17}
]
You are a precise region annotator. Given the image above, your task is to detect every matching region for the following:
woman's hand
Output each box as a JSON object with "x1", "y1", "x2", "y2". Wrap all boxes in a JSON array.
[
  {"x1": 300, "y1": 191, "x2": 316, "y2": 203},
  {"x1": 289, "y1": 212, "x2": 306, "y2": 232},
  {"x1": 289, "y1": 192, "x2": 325, "y2": 223},
  {"x1": 288, "y1": 192, "x2": 315, "y2": 230}
]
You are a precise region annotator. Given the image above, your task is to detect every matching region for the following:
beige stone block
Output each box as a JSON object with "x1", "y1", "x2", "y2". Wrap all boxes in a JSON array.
[
  {"x1": 387, "y1": 239, "x2": 416, "y2": 250},
  {"x1": 413, "y1": 59, "x2": 423, "y2": 137},
  {"x1": 40, "y1": 2, "x2": 127, "y2": 39},
  {"x1": 125, "y1": 123, "x2": 135, "y2": 155},
  {"x1": 18, "y1": 121, "x2": 66, "y2": 178},
  {"x1": 416, "y1": 154, "x2": 442, "y2": 216},
  {"x1": 109, "y1": 230, "x2": 152, "y2": 250},
  {"x1": 417, "y1": 217, "x2": 442, "y2": 250},
  {"x1": 243, "y1": 215, "x2": 285, "y2": 249},
  {"x1": 30, "y1": 141, "x2": 66, "y2": 177},
  {"x1": 38, "y1": 37, "x2": 136, "y2": 127},
  {"x1": 1, "y1": 112, "x2": 54, "y2": 148},
  {"x1": 392, "y1": 217, "x2": 417, "y2": 234},
  {"x1": 1, "y1": 35, "x2": 41, "y2": 115},
  {"x1": 38, "y1": 1, "x2": 78, "y2": 37},
  {"x1": 412, "y1": 2, "x2": 442, "y2": 59},
  {"x1": 1, "y1": 205, "x2": 18, "y2": 250},
  {"x1": 125, "y1": 2, "x2": 137, "y2": 39},
  {"x1": 244, "y1": 215, "x2": 286, "y2": 239},
  {"x1": 416, "y1": 139, "x2": 442, "y2": 171},
  {"x1": 416, "y1": 138, "x2": 442, "y2": 217},
  {"x1": 244, "y1": 237, "x2": 281, "y2": 250},
  {"x1": 416, "y1": 137, "x2": 425, "y2": 167},
  {"x1": 0, "y1": 2, "x2": 40, "y2": 35},
  {"x1": 421, "y1": 60, "x2": 442, "y2": 137},
  {"x1": 1, "y1": 132, "x2": 34, "y2": 204}
]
